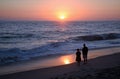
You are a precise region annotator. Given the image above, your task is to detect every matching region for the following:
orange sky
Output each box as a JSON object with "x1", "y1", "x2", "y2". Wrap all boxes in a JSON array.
[{"x1": 0, "y1": 0, "x2": 120, "y2": 21}]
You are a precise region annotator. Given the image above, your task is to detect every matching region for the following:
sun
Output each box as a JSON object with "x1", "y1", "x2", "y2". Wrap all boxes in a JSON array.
[
  {"x1": 59, "y1": 15, "x2": 65, "y2": 20},
  {"x1": 57, "y1": 11, "x2": 68, "y2": 20}
]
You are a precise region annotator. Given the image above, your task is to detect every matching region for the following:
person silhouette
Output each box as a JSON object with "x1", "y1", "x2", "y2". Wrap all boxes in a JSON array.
[
  {"x1": 76, "y1": 49, "x2": 81, "y2": 65},
  {"x1": 82, "y1": 44, "x2": 88, "y2": 64}
]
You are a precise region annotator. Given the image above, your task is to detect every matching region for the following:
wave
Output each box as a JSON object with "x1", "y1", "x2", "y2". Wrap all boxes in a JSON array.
[
  {"x1": 70, "y1": 33, "x2": 120, "y2": 41},
  {"x1": 0, "y1": 33, "x2": 120, "y2": 65},
  {"x1": 0, "y1": 33, "x2": 33, "y2": 39},
  {"x1": 0, "y1": 48, "x2": 23, "y2": 65},
  {"x1": 0, "y1": 41, "x2": 67, "y2": 65}
]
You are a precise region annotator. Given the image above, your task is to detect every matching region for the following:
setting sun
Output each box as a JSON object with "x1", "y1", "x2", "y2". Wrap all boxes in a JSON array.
[
  {"x1": 59, "y1": 15, "x2": 65, "y2": 20},
  {"x1": 57, "y1": 11, "x2": 68, "y2": 20}
]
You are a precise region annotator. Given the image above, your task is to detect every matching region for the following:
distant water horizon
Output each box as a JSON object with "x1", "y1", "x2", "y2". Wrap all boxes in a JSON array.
[
  {"x1": 0, "y1": 21, "x2": 120, "y2": 65},
  {"x1": 0, "y1": 20, "x2": 120, "y2": 22}
]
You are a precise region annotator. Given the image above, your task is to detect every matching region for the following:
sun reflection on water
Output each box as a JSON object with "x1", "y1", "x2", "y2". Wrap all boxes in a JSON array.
[
  {"x1": 64, "y1": 59, "x2": 70, "y2": 64},
  {"x1": 60, "y1": 55, "x2": 74, "y2": 65}
]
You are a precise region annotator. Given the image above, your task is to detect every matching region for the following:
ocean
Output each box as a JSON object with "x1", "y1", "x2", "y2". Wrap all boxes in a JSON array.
[{"x1": 0, "y1": 21, "x2": 120, "y2": 65}]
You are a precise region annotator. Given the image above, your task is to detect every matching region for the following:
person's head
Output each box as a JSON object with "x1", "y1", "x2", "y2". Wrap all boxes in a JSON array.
[
  {"x1": 83, "y1": 43, "x2": 86, "y2": 47},
  {"x1": 77, "y1": 49, "x2": 80, "y2": 52}
]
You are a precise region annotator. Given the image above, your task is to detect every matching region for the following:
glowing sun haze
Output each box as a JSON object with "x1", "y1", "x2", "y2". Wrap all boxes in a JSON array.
[{"x1": 0, "y1": 0, "x2": 120, "y2": 21}]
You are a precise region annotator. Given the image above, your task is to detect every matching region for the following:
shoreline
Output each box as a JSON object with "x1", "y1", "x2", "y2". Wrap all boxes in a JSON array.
[
  {"x1": 1, "y1": 46, "x2": 120, "y2": 66},
  {"x1": 0, "y1": 46, "x2": 120, "y2": 76},
  {"x1": 0, "y1": 51, "x2": 120, "y2": 79}
]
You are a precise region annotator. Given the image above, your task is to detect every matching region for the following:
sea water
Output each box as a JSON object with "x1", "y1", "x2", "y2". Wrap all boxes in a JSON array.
[{"x1": 0, "y1": 21, "x2": 120, "y2": 65}]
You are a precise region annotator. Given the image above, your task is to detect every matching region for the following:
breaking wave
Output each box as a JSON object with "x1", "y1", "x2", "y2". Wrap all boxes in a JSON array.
[{"x1": 70, "y1": 33, "x2": 120, "y2": 41}]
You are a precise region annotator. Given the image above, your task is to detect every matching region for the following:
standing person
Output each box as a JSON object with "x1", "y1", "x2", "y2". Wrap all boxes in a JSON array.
[
  {"x1": 82, "y1": 44, "x2": 88, "y2": 64},
  {"x1": 76, "y1": 49, "x2": 81, "y2": 65}
]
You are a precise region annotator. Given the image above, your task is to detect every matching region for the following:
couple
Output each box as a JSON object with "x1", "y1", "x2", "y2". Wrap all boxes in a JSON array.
[{"x1": 76, "y1": 44, "x2": 88, "y2": 65}]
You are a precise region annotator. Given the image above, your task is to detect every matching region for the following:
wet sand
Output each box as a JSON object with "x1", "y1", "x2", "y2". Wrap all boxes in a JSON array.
[{"x1": 0, "y1": 47, "x2": 120, "y2": 79}]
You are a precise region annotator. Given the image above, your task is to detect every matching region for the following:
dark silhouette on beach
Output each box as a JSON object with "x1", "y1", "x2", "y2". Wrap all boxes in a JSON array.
[
  {"x1": 76, "y1": 49, "x2": 81, "y2": 65},
  {"x1": 82, "y1": 44, "x2": 88, "y2": 64}
]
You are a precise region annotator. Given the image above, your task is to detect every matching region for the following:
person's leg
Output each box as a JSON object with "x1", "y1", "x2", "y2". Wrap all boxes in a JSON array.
[
  {"x1": 83, "y1": 55, "x2": 87, "y2": 64},
  {"x1": 86, "y1": 56, "x2": 87, "y2": 63},
  {"x1": 85, "y1": 58, "x2": 87, "y2": 63},
  {"x1": 84, "y1": 58, "x2": 86, "y2": 64},
  {"x1": 83, "y1": 55, "x2": 85, "y2": 64},
  {"x1": 86, "y1": 55, "x2": 88, "y2": 63},
  {"x1": 77, "y1": 61, "x2": 80, "y2": 66},
  {"x1": 79, "y1": 61, "x2": 80, "y2": 65}
]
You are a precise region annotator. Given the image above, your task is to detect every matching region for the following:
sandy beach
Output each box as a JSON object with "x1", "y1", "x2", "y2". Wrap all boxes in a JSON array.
[{"x1": 0, "y1": 47, "x2": 120, "y2": 79}]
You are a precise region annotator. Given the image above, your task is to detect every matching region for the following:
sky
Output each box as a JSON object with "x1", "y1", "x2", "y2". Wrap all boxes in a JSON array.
[{"x1": 0, "y1": 0, "x2": 120, "y2": 21}]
